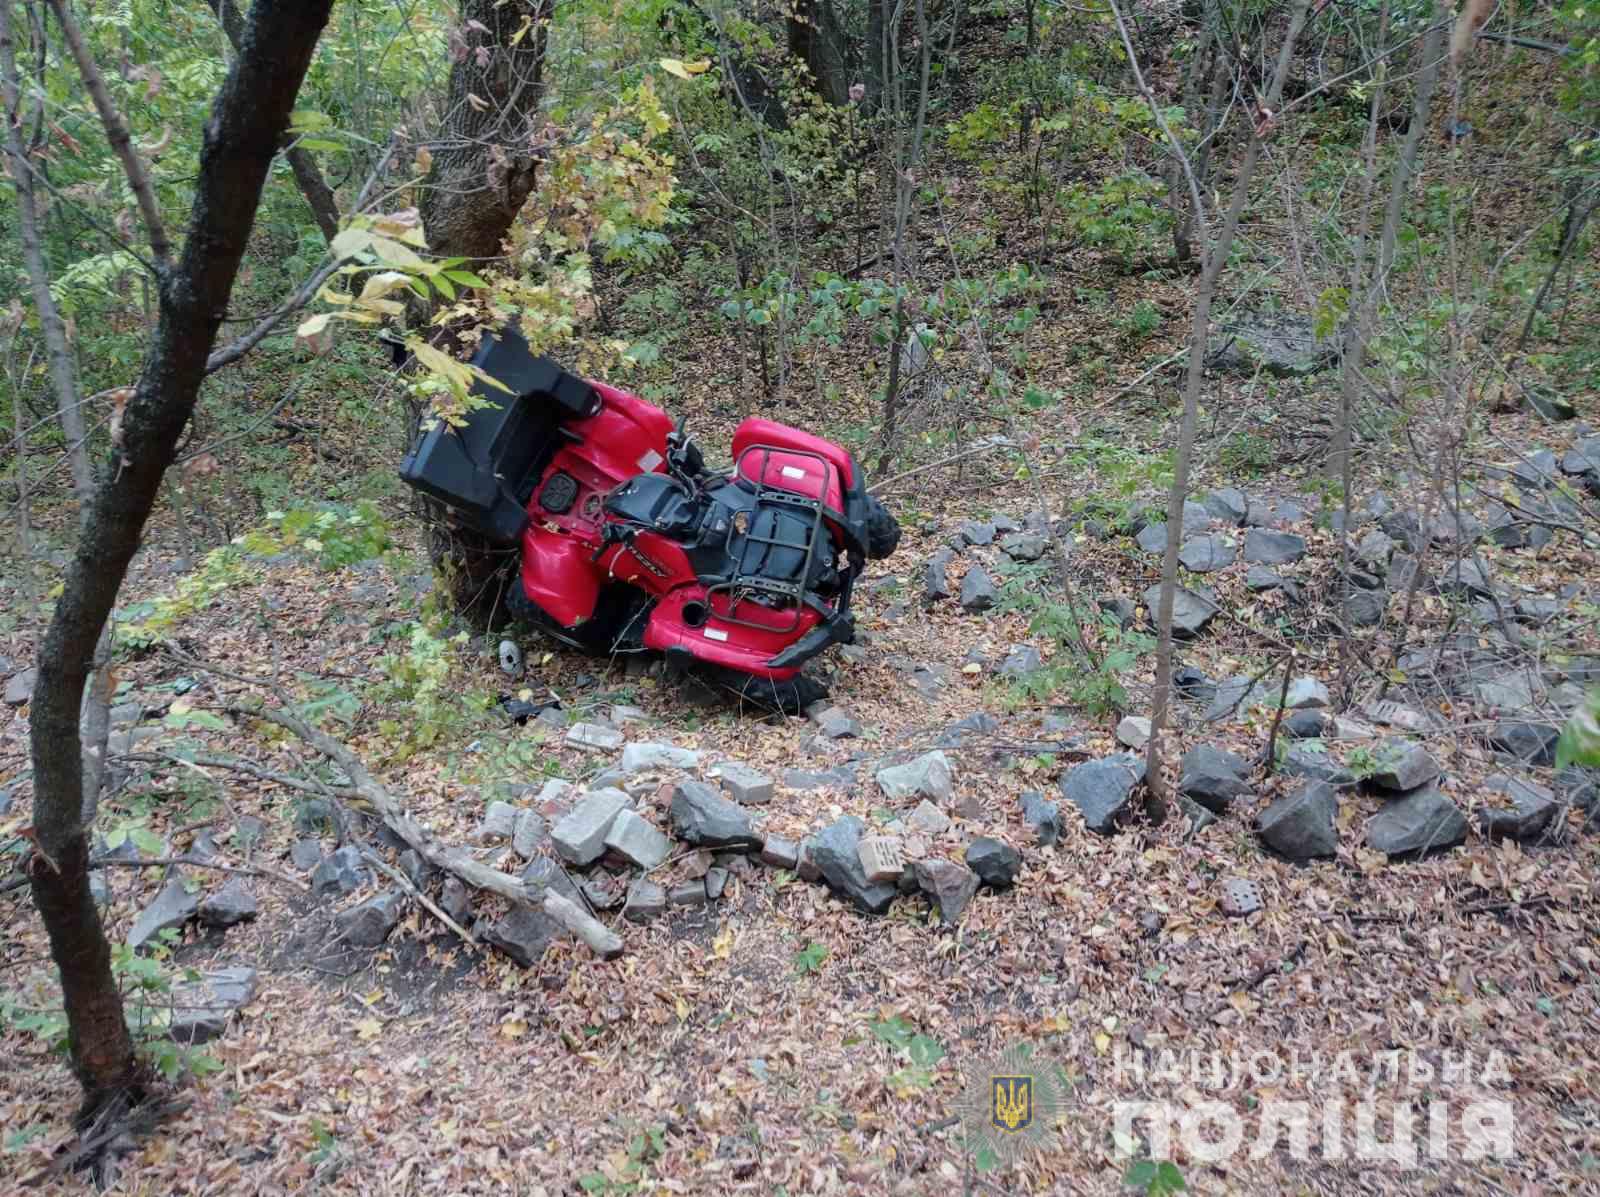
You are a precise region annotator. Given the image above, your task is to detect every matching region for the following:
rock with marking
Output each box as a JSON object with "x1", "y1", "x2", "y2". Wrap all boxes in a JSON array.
[
  {"x1": 810, "y1": 816, "x2": 898, "y2": 913},
  {"x1": 760, "y1": 835, "x2": 800, "y2": 869},
  {"x1": 857, "y1": 835, "x2": 906, "y2": 883}
]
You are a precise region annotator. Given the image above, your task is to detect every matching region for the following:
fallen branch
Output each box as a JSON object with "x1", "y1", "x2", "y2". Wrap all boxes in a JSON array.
[
  {"x1": 359, "y1": 847, "x2": 478, "y2": 948},
  {"x1": 90, "y1": 853, "x2": 307, "y2": 891}
]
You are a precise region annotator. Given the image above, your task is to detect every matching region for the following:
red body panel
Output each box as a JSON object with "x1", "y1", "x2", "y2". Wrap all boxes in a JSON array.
[
  {"x1": 518, "y1": 384, "x2": 675, "y2": 626},
  {"x1": 643, "y1": 589, "x2": 820, "y2": 678},
  {"x1": 731, "y1": 417, "x2": 853, "y2": 516}
]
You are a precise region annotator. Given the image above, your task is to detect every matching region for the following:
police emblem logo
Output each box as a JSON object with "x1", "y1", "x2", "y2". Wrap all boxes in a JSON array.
[
  {"x1": 991, "y1": 1075, "x2": 1033, "y2": 1133},
  {"x1": 959, "y1": 1044, "x2": 1064, "y2": 1163}
]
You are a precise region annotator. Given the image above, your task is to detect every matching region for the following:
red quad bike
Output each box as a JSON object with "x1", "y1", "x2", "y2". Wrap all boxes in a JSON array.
[{"x1": 399, "y1": 327, "x2": 900, "y2": 712}]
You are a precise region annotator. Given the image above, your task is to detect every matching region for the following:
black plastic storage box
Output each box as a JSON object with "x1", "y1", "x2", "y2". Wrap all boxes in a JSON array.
[{"x1": 398, "y1": 325, "x2": 602, "y2": 544}]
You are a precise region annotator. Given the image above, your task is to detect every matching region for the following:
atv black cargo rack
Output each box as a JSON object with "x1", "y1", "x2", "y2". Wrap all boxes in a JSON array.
[
  {"x1": 398, "y1": 326, "x2": 601, "y2": 544},
  {"x1": 706, "y1": 444, "x2": 837, "y2": 636}
]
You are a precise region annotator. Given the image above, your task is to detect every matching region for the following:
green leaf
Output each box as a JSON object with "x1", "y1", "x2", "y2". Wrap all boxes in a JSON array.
[
  {"x1": 443, "y1": 270, "x2": 488, "y2": 288},
  {"x1": 299, "y1": 138, "x2": 344, "y2": 152},
  {"x1": 1124, "y1": 1159, "x2": 1158, "y2": 1189}
]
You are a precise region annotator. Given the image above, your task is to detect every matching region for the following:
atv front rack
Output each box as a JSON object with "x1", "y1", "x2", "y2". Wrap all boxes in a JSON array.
[{"x1": 705, "y1": 443, "x2": 838, "y2": 636}]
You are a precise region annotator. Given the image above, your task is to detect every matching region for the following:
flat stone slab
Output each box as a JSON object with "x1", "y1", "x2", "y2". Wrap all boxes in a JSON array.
[
  {"x1": 565, "y1": 722, "x2": 625, "y2": 752},
  {"x1": 1059, "y1": 753, "x2": 1146, "y2": 834},
  {"x1": 1368, "y1": 741, "x2": 1440, "y2": 793},
  {"x1": 603, "y1": 808, "x2": 673, "y2": 870},
  {"x1": 710, "y1": 762, "x2": 775, "y2": 805},
  {"x1": 619, "y1": 742, "x2": 702, "y2": 773},
  {"x1": 1366, "y1": 783, "x2": 1468, "y2": 857},
  {"x1": 670, "y1": 781, "x2": 760, "y2": 850},
  {"x1": 876, "y1": 751, "x2": 955, "y2": 802},
  {"x1": 1243, "y1": 529, "x2": 1306, "y2": 565},
  {"x1": 128, "y1": 876, "x2": 201, "y2": 950},
  {"x1": 1179, "y1": 535, "x2": 1236, "y2": 573},
  {"x1": 551, "y1": 789, "x2": 631, "y2": 866}
]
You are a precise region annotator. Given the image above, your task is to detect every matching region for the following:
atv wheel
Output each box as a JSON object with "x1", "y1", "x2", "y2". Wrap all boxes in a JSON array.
[
  {"x1": 863, "y1": 494, "x2": 901, "y2": 561},
  {"x1": 696, "y1": 664, "x2": 828, "y2": 716},
  {"x1": 505, "y1": 578, "x2": 650, "y2": 657}
]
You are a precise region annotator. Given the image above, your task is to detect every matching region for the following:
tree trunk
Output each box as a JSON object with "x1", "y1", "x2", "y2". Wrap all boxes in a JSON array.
[
  {"x1": 419, "y1": 0, "x2": 550, "y2": 264},
  {"x1": 25, "y1": 0, "x2": 334, "y2": 1124},
  {"x1": 208, "y1": 0, "x2": 340, "y2": 242},
  {"x1": 787, "y1": 0, "x2": 849, "y2": 106},
  {"x1": 1142, "y1": 0, "x2": 1313, "y2": 810}
]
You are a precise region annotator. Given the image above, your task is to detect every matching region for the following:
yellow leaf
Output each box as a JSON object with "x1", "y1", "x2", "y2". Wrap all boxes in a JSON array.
[
  {"x1": 329, "y1": 226, "x2": 370, "y2": 260},
  {"x1": 711, "y1": 924, "x2": 735, "y2": 960},
  {"x1": 359, "y1": 270, "x2": 415, "y2": 302},
  {"x1": 499, "y1": 1018, "x2": 528, "y2": 1039},
  {"x1": 1093, "y1": 1031, "x2": 1111, "y2": 1055},
  {"x1": 674, "y1": 995, "x2": 689, "y2": 1021},
  {"x1": 960, "y1": 662, "x2": 982, "y2": 675},
  {"x1": 467, "y1": 92, "x2": 490, "y2": 112},
  {"x1": 355, "y1": 1017, "x2": 382, "y2": 1040},
  {"x1": 658, "y1": 57, "x2": 691, "y2": 79},
  {"x1": 413, "y1": 145, "x2": 433, "y2": 174},
  {"x1": 369, "y1": 235, "x2": 426, "y2": 269}
]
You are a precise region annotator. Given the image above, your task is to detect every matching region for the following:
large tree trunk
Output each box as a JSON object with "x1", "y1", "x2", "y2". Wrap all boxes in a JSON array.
[
  {"x1": 419, "y1": 0, "x2": 550, "y2": 263},
  {"x1": 26, "y1": 0, "x2": 334, "y2": 1125},
  {"x1": 787, "y1": 0, "x2": 849, "y2": 106}
]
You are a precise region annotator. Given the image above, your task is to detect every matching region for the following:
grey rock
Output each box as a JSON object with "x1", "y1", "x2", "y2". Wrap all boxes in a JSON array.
[
  {"x1": 475, "y1": 800, "x2": 519, "y2": 842},
  {"x1": 965, "y1": 838, "x2": 1020, "y2": 889},
  {"x1": 198, "y1": 879, "x2": 257, "y2": 928},
  {"x1": 480, "y1": 907, "x2": 560, "y2": 966},
  {"x1": 1283, "y1": 710, "x2": 1327, "y2": 739},
  {"x1": 669, "y1": 881, "x2": 709, "y2": 907},
  {"x1": 619, "y1": 742, "x2": 702, "y2": 774},
  {"x1": 1479, "y1": 774, "x2": 1560, "y2": 842},
  {"x1": 1243, "y1": 529, "x2": 1306, "y2": 565},
  {"x1": 1439, "y1": 559, "x2": 1496, "y2": 599},
  {"x1": 1174, "y1": 666, "x2": 1216, "y2": 702},
  {"x1": 1115, "y1": 716, "x2": 1151, "y2": 750},
  {"x1": 544, "y1": 890, "x2": 623, "y2": 959},
  {"x1": 551, "y1": 789, "x2": 630, "y2": 866},
  {"x1": 1203, "y1": 675, "x2": 1267, "y2": 722},
  {"x1": 1178, "y1": 744, "x2": 1251, "y2": 813},
  {"x1": 512, "y1": 810, "x2": 548, "y2": 859},
  {"x1": 520, "y1": 856, "x2": 582, "y2": 903},
  {"x1": 1000, "y1": 531, "x2": 1049, "y2": 562},
  {"x1": 1177, "y1": 795, "x2": 1219, "y2": 836},
  {"x1": 876, "y1": 751, "x2": 955, "y2": 802},
  {"x1": 439, "y1": 877, "x2": 473, "y2": 926},
  {"x1": 1204, "y1": 488, "x2": 1249, "y2": 526},
  {"x1": 128, "y1": 876, "x2": 201, "y2": 950},
  {"x1": 1019, "y1": 791, "x2": 1063, "y2": 847},
  {"x1": 623, "y1": 879, "x2": 668, "y2": 921},
  {"x1": 924, "y1": 548, "x2": 957, "y2": 603},
  {"x1": 581, "y1": 874, "x2": 626, "y2": 911},
  {"x1": 603, "y1": 808, "x2": 673, "y2": 870},
  {"x1": 1344, "y1": 589, "x2": 1386, "y2": 628},
  {"x1": 398, "y1": 848, "x2": 435, "y2": 889},
  {"x1": 1368, "y1": 741, "x2": 1440, "y2": 793},
  {"x1": 992, "y1": 514, "x2": 1022, "y2": 534},
  {"x1": 810, "y1": 816, "x2": 898, "y2": 913},
  {"x1": 1179, "y1": 535, "x2": 1236, "y2": 573},
  {"x1": 3, "y1": 667, "x2": 37, "y2": 706},
  {"x1": 566, "y1": 722, "x2": 626, "y2": 752},
  {"x1": 1472, "y1": 669, "x2": 1544, "y2": 712},
  {"x1": 760, "y1": 835, "x2": 800, "y2": 869},
  {"x1": 1210, "y1": 312, "x2": 1334, "y2": 376},
  {"x1": 1143, "y1": 583, "x2": 1219, "y2": 638},
  {"x1": 960, "y1": 565, "x2": 997, "y2": 613},
  {"x1": 808, "y1": 703, "x2": 861, "y2": 739},
  {"x1": 1135, "y1": 523, "x2": 1169, "y2": 554},
  {"x1": 1059, "y1": 753, "x2": 1146, "y2": 834},
  {"x1": 1514, "y1": 597, "x2": 1563, "y2": 624},
  {"x1": 960, "y1": 519, "x2": 997, "y2": 546},
  {"x1": 1100, "y1": 596, "x2": 1137, "y2": 630},
  {"x1": 914, "y1": 858, "x2": 980, "y2": 924},
  {"x1": 1278, "y1": 745, "x2": 1354, "y2": 785},
  {"x1": 188, "y1": 829, "x2": 221, "y2": 863},
  {"x1": 998, "y1": 645, "x2": 1043, "y2": 678},
  {"x1": 905, "y1": 799, "x2": 951, "y2": 836},
  {"x1": 289, "y1": 839, "x2": 324, "y2": 872},
  {"x1": 337, "y1": 890, "x2": 405, "y2": 948},
  {"x1": 154, "y1": 966, "x2": 257, "y2": 1045},
  {"x1": 669, "y1": 780, "x2": 760, "y2": 850},
  {"x1": 1511, "y1": 450, "x2": 1560, "y2": 490},
  {"x1": 783, "y1": 767, "x2": 852, "y2": 791},
  {"x1": 1486, "y1": 720, "x2": 1560, "y2": 766},
  {"x1": 713, "y1": 762, "x2": 775, "y2": 805},
  {"x1": 1366, "y1": 783, "x2": 1468, "y2": 857},
  {"x1": 1180, "y1": 501, "x2": 1211, "y2": 532},
  {"x1": 1428, "y1": 509, "x2": 1483, "y2": 546},
  {"x1": 0, "y1": 786, "x2": 12, "y2": 817},
  {"x1": 1387, "y1": 553, "x2": 1424, "y2": 592},
  {"x1": 1255, "y1": 782, "x2": 1340, "y2": 861},
  {"x1": 293, "y1": 798, "x2": 337, "y2": 837},
  {"x1": 1285, "y1": 677, "x2": 1330, "y2": 710},
  {"x1": 311, "y1": 846, "x2": 368, "y2": 898},
  {"x1": 1354, "y1": 529, "x2": 1396, "y2": 570},
  {"x1": 1560, "y1": 436, "x2": 1600, "y2": 477},
  {"x1": 1526, "y1": 391, "x2": 1576, "y2": 421}
]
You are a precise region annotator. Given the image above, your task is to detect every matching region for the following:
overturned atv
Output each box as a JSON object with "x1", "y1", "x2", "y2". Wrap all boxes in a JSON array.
[{"x1": 400, "y1": 327, "x2": 900, "y2": 711}]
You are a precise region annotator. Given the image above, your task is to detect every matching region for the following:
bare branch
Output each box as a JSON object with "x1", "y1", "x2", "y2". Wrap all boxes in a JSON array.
[{"x1": 45, "y1": 0, "x2": 171, "y2": 267}]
